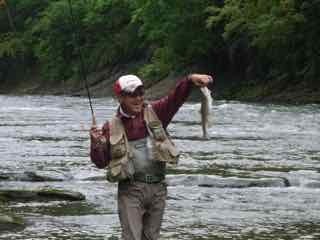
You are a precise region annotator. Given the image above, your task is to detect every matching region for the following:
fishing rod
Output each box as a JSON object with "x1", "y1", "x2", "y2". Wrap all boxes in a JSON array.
[{"x1": 67, "y1": 0, "x2": 96, "y2": 125}]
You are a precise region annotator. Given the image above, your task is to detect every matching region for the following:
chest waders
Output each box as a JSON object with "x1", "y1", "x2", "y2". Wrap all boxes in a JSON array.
[{"x1": 107, "y1": 105, "x2": 180, "y2": 182}]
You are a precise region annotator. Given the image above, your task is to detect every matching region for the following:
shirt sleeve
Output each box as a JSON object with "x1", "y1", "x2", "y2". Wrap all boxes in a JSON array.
[
  {"x1": 90, "y1": 122, "x2": 111, "y2": 169},
  {"x1": 151, "y1": 76, "x2": 193, "y2": 128}
]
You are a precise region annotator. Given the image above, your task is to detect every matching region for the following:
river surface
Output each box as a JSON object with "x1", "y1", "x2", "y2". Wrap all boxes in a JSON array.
[{"x1": 0, "y1": 95, "x2": 320, "y2": 240}]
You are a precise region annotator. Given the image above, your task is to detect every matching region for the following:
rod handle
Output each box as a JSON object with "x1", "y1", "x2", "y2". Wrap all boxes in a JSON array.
[{"x1": 92, "y1": 115, "x2": 97, "y2": 127}]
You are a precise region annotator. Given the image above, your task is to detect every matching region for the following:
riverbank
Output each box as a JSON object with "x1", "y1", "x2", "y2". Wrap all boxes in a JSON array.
[
  {"x1": 222, "y1": 80, "x2": 320, "y2": 104},
  {"x1": 1, "y1": 67, "x2": 319, "y2": 105},
  {"x1": 1, "y1": 0, "x2": 319, "y2": 107}
]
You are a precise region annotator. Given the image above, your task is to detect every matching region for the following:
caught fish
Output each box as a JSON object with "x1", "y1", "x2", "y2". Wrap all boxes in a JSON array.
[{"x1": 200, "y1": 86, "x2": 213, "y2": 139}]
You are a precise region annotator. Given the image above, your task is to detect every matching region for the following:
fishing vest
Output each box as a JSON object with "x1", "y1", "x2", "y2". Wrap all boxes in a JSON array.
[{"x1": 106, "y1": 105, "x2": 180, "y2": 182}]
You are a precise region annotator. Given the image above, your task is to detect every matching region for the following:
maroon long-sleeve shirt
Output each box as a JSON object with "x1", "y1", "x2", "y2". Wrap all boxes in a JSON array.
[{"x1": 90, "y1": 76, "x2": 194, "y2": 169}]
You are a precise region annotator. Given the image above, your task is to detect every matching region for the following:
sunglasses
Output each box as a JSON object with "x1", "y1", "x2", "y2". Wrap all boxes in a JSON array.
[{"x1": 121, "y1": 87, "x2": 145, "y2": 97}]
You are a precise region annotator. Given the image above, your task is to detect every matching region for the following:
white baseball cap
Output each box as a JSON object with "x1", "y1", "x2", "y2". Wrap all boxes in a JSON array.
[{"x1": 113, "y1": 75, "x2": 143, "y2": 96}]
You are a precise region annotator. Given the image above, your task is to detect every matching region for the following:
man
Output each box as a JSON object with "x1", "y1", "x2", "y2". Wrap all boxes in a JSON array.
[{"x1": 90, "y1": 73, "x2": 213, "y2": 240}]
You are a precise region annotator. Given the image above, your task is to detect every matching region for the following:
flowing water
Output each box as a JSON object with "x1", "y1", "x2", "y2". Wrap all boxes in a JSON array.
[{"x1": 0, "y1": 95, "x2": 320, "y2": 240}]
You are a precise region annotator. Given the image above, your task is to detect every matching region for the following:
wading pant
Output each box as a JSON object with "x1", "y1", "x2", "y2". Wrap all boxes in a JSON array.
[{"x1": 118, "y1": 181, "x2": 167, "y2": 240}]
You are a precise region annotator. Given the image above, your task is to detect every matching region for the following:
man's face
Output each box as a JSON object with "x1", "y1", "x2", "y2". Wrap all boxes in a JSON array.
[{"x1": 119, "y1": 87, "x2": 145, "y2": 115}]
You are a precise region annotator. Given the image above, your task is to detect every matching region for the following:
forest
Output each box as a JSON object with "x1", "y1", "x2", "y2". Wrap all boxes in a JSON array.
[{"x1": 0, "y1": 0, "x2": 319, "y2": 102}]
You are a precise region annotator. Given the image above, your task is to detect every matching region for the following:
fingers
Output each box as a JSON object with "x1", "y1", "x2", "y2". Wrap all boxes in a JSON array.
[
  {"x1": 90, "y1": 126, "x2": 102, "y2": 138},
  {"x1": 202, "y1": 74, "x2": 213, "y2": 85},
  {"x1": 90, "y1": 129, "x2": 101, "y2": 138},
  {"x1": 91, "y1": 125, "x2": 98, "y2": 131},
  {"x1": 89, "y1": 121, "x2": 107, "y2": 145},
  {"x1": 90, "y1": 128, "x2": 106, "y2": 145},
  {"x1": 190, "y1": 74, "x2": 214, "y2": 87}
]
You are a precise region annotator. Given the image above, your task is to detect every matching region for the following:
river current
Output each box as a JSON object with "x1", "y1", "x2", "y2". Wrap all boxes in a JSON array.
[{"x1": 0, "y1": 95, "x2": 319, "y2": 240}]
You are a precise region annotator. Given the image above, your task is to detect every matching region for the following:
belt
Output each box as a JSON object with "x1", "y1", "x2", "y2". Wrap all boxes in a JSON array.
[{"x1": 132, "y1": 173, "x2": 165, "y2": 184}]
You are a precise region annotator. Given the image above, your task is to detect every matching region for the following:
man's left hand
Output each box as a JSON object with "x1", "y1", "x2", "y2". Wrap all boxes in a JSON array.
[{"x1": 188, "y1": 74, "x2": 213, "y2": 88}]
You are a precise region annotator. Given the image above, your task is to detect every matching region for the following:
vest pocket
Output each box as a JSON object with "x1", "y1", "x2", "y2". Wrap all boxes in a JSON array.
[
  {"x1": 148, "y1": 121, "x2": 166, "y2": 141},
  {"x1": 111, "y1": 137, "x2": 126, "y2": 158},
  {"x1": 106, "y1": 158, "x2": 130, "y2": 182},
  {"x1": 108, "y1": 137, "x2": 131, "y2": 182},
  {"x1": 106, "y1": 161, "x2": 121, "y2": 182},
  {"x1": 155, "y1": 139, "x2": 180, "y2": 164}
]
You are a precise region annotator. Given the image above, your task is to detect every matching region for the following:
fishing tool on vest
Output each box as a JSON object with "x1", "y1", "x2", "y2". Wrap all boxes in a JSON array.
[
  {"x1": 200, "y1": 86, "x2": 213, "y2": 139},
  {"x1": 67, "y1": 0, "x2": 96, "y2": 125}
]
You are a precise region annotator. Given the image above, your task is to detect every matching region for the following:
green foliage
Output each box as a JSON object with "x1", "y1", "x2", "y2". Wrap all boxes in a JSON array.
[
  {"x1": 82, "y1": 0, "x2": 142, "y2": 70},
  {"x1": 138, "y1": 47, "x2": 173, "y2": 82},
  {"x1": 0, "y1": 33, "x2": 25, "y2": 58},
  {"x1": 206, "y1": 0, "x2": 320, "y2": 84},
  {"x1": 32, "y1": 0, "x2": 143, "y2": 82},
  {"x1": 0, "y1": 0, "x2": 319, "y2": 91},
  {"x1": 1, "y1": 0, "x2": 142, "y2": 83},
  {"x1": 31, "y1": 1, "x2": 76, "y2": 81},
  {"x1": 133, "y1": 0, "x2": 218, "y2": 78}
]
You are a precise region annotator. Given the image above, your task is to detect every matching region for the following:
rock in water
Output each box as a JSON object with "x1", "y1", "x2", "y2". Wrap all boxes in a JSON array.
[
  {"x1": 24, "y1": 170, "x2": 71, "y2": 182},
  {"x1": 0, "y1": 189, "x2": 85, "y2": 202},
  {"x1": 0, "y1": 208, "x2": 25, "y2": 231},
  {"x1": 200, "y1": 87, "x2": 213, "y2": 139}
]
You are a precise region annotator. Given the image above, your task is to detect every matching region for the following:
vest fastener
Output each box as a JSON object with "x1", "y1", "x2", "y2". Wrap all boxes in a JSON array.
[{"x1": 133, "y1": 173, "x2": 164, "y2": 184}]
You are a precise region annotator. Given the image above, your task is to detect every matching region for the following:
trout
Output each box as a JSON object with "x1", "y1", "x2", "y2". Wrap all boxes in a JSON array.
[{"x1": 200, "y1": 86, "x2": 213, "y2": 139}]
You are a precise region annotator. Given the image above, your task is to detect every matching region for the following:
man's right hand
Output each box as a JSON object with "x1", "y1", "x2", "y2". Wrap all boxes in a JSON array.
[{"x1": 90, "y1": 125, "x2": 106, "y2": 145}]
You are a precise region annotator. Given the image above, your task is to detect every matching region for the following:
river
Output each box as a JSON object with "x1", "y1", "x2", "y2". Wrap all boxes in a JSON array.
[{"x1": 0, "y1": 95, "x2": 319, "y2": 240}]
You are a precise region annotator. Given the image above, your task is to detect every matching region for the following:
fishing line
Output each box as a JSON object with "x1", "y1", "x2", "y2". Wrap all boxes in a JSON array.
[{"x1": 67, "y1": 0, "x2": 96, "y2": 125}]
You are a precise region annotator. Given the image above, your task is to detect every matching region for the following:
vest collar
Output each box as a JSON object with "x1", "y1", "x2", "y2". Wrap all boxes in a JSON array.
[
  {"x1": 118, "y1": 105, "x2": 137, "y2": 119},
  {"x1": 117, "y1": 103, "x2": 149, "y2": 119}
]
